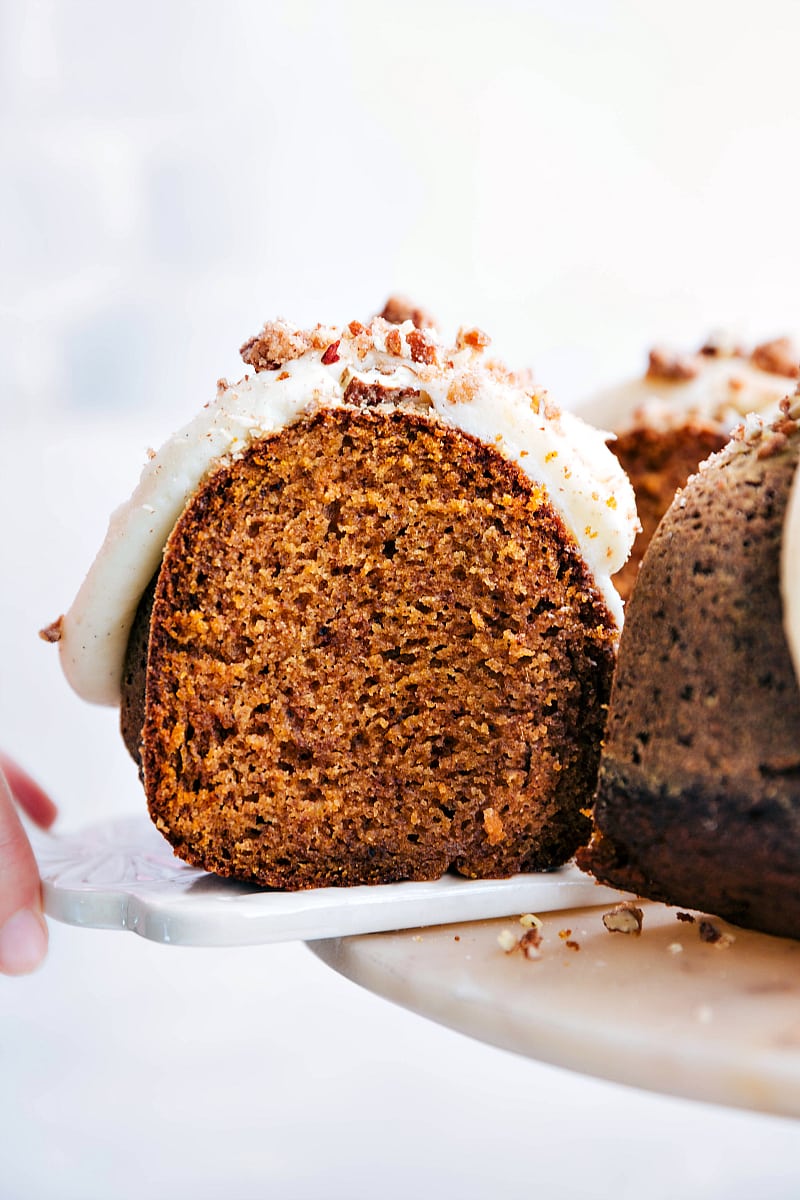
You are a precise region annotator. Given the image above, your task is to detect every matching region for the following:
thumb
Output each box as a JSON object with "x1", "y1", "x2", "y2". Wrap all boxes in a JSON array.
[{"x1": 0, "y1": 767, "x2": 48, "y2": 975}]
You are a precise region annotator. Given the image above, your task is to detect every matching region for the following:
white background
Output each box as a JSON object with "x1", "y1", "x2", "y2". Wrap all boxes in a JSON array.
[{"x1": 2, "y1": 2, "x2": 800, "y2": 1197}]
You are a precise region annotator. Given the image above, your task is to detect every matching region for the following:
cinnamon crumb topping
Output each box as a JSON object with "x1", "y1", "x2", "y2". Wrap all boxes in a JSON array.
[
  {"x1": 750, "y1": 337, "x2": 800, "y2": 379},
  {"x1": 39, "y1": 617, "x2": 63, "y2": 644},
  {"x1": 307, "y1": 326, "x2": 335, "y2": 353},
  {"x1": 345, "y1": 321, "x2": 373, "y2": 361},
  {"x1": 541, "y1": 394, "x2": 560, "y2": 422},
  {"x1": 646, "y1": 347, "x2": 700, "y2": 383},
  {"x1": 483, "y1": 359, "x2": 519, "y2": 387},
  {"x1": 378, "y1": 295, "x2": 436, "y2": 330},
  {"x1": 446, "y1": 372, "x2": 480, "y2": 406},
  {"x1": 755, "y1": 398, "x2": 799, "y2": 459},
  {"x1": 240, "y1": 321, "x2": 311, "y2": 372}
]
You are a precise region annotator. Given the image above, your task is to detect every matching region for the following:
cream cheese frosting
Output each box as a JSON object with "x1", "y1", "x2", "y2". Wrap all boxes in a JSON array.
[
  {"x1": 583, "y1": 338, "x2": 799, "y2": 435},
  {"x1": 58, "y1": 316, "x2": 638, "y2": 706}
]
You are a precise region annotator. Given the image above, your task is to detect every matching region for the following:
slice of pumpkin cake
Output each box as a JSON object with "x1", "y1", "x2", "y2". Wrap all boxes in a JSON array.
[{"x1": 50, "y1": 313, "x2": 636, "y2": 888}]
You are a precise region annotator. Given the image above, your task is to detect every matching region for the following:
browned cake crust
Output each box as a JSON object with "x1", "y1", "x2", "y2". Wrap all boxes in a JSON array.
[
  {"x1": 123, "y1": 405, "x2": 617, "y2": 889},
  {"x1": 580, "y1": 410, "x2": 800, "y2": 939},
  {"x1": 610, "y1": 424, "x2": 728, "y2": 603}
]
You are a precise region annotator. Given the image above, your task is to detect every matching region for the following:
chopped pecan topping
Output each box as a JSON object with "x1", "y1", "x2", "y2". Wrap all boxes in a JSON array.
[
  {"x1": 385, "y1": 327, "x2": 403, "y2": 357},
  {"x1": 345, "y1": 321, "x2": 373, "y2": 360},
  {"x1": 378, "y1": 295, "x2": 436, "y2": 330},
  {"x1": 308, "y1": 325, "x2": 339, "y2": 353},
  {"x1": 39, "y1": 616, "x2": 64, "y2": 643},
  {"x1": 456, "y1": 326, "x2": 491, "y2": 351},
  {"x1": 240, "y1": 321, "x2": 311, "y2": 371},
  {"x1": 750, "y1": 337, "x2": 800, "y2": 379},
  {"x1": 406, "y1": 327, "x2": 438, "y2": 366},
  {"x1": 602, "y1": 902, "x2": 644, "y2": 935},
  {"x1": 499, "y1": 925, "x2": 542, "y2": 959},
  {"x1": 698, "y1": 919, "x2": 735, "y2": 948},
  {"x1": 646, "y1": 347, "x2": 700, "y2": 382},
  {"x1": 518, "y1": 927, "x2": 543, "y2": 958},
  {"x1": 321, "y1": 340, "x2": 341, "y2": 365},
  {"x1": 757, "y1": 397, "x2": 799, "y2": 458}
]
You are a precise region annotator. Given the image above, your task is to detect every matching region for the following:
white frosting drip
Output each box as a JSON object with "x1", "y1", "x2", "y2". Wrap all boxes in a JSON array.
[{"x1": 59, "y1": 320, "x2": 638, "y2": 705}]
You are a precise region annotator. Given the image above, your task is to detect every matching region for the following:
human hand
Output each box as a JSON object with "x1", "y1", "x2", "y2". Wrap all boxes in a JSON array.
[{"x1": 0, "y1": 753, "x2": 58, "y2": 975}]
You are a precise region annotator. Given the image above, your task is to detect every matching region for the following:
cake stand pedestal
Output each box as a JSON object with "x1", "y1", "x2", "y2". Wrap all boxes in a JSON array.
[{"x1": 311, "y1": 900, "x2": 800, "y2": 1119}]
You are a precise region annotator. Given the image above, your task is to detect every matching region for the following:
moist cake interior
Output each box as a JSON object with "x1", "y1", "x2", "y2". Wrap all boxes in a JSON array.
[{"x1": 123, "y1": 405, "x2": 617, "y2": 888}]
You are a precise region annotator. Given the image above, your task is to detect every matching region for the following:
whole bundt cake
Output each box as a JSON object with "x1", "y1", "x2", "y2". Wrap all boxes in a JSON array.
[{"x1": 580, "y1": 396, "x2": 800, "y2": 939}]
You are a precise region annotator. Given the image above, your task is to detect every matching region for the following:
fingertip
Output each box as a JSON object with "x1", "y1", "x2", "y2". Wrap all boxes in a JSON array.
[
  {"x1": 0, "y1": 908, "x2": 48, "y2": 976},
  {"x1": 0, "y1": 755, "x2": 58, "y2": 830}
]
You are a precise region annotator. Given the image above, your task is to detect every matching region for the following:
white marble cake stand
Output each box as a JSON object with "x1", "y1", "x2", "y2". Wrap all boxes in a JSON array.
[
  {"x1": 33, "y1": 814, "x2": 800, "y2": 1119},
  {"x1": 311, "y1": 901, "x2": 800, "y2": 1120}
]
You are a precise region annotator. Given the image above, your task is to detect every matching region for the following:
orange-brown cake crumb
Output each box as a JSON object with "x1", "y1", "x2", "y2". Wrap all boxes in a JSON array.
[{"x1": 124, "y1": 406, "x2": 617, "y2": 889}]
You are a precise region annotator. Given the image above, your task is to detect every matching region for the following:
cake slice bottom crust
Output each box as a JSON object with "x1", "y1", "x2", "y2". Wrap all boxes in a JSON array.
[{"x1": 125, "y1": 406, "x2": 617, "y2": 888}]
